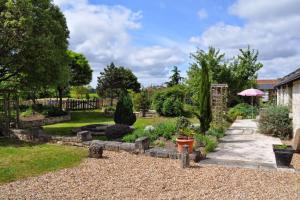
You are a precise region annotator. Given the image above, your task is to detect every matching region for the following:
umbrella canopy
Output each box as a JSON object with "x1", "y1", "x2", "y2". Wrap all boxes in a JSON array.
[
  {"x1": 237, "y1": 88, "x2": 264, "y2": 119},
  {"x1": 238, "y1": 88, "x2": 264, "y2": 97}
]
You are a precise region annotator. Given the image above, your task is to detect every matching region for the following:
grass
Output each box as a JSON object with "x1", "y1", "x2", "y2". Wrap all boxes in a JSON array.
[
  {"x1": 0, "y1": 138, "x2": 87, "y2": 184},
  {"x1": 43, "y1": 110, "x2": 182, "y2": 136},
  {"x1": 43, "y1": 110, "x2": 114, "y2": 136}
]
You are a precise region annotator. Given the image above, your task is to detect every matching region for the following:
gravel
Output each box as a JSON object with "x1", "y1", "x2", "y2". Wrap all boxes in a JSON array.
[{"x1": 1, "y1": 151, "x2": 300, "y2": 200}]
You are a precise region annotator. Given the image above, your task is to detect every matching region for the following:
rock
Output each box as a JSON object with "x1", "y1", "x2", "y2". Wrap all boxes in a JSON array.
[
  {"x1": 71, "y1": 128, "x2": 82, "y2": 134},
  {"x1": 105, "y1": 141, "x2": 122, "y2": 151},
  {"x1": 119, "y1": 143, "x2": 135, "y2": 152},
  {"x1": 135, "y1": 137, "x2": 150, "y2": 153},
  {"x1": 89, "y1": 143, "x2": 103, "y2": 158},
  {"x1": 77, "y1": 131, "x2": 92, "y2": 142},
  {"x1": 191, "y1": 149, "x2": 202, "y2": 163},
  {"x1": 293, "y1": 129, "x2": 300, "y2": 152}
]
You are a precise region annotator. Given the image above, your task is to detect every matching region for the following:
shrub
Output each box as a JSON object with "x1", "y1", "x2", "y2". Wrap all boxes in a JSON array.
[
  {"x1": 134, "y1": 89, "x2": 150, "y2": 116},
  {"x1": 21, "y1": 105, "x2": 67, "y2": 117},
  {"x1": 228, "y1": 103, "x2": 258, "y2": 120},
  {"x1": 207, "y1": 128, "x2": 225, "y2": 139},
  {"x1": 114, "y1": 92, "x2": 136, "y2": 125},
  {"x1": 42, "y1": 106, "x2": 68, "y2": 117},
  {"x1": 21, "y1": 107, "x2": 34, "y2": 117},
  {"x1": 176, "y1": 116, "x2": 191, "y2": 130},
  {"x1": 259, "y1": 105, "x2": 292, "y2": 139},
  {"x1": 195, "y1": 134, "x2": 218, "y2": 153},
  {"x1": 105, "y1": 124, "x2": 133, "y2": 139},
  {"x1": 154, "y1": 120, "x2": 177, "y2": 139},
  {"x1": 153, "y1": 86, "x2": 185, "y2": 117},
  {"x1": 122, "y1": 120, "x2": 177, "y2": 143},
  {"x1": 104, "y1": 106, "x2": 115, "y2": 112}
]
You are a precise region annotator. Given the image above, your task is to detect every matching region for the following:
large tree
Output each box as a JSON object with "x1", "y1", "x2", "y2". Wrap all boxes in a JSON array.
[
  {"x1": 0, "y1": 0, "x2": 32, "y2": 83},
  {"x1": 67, "y1": 50, "x2": 92, "y2": 86},
  {"x1": 97, "y1": 62, "x2": 141, "y2": 105},
  {"x1": 210, "y1": 46, "x2": 263, "y2": 106},
  {"x1": 1, "y1": 0, "x2": 70, "y2": 102},
  {"x1": 56, "y1": 50, "x2": 93, "y2": 109},
  {"x1": 166, "y1": 66, "x2": 183, "y2": 87}
]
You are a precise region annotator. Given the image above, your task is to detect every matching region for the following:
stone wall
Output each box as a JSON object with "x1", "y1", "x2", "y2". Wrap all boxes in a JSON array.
[
  {"x1": 20, "y1": 114, "x2": 71, "y2": 128},
  {"x1": 293, "y1": 79, "x2": 300, "y2": 137},
  {"x1": 9, "y1": 128, "x2": 50, "y2": 142}
]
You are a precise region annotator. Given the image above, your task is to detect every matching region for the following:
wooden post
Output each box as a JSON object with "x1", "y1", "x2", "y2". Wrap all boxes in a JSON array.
[
  {"x1": 16, "y1": 95, "x2": 20, "y2": 129},
  {"x1": 181, "y1": 145, "x2": 190, "y2": 168}
]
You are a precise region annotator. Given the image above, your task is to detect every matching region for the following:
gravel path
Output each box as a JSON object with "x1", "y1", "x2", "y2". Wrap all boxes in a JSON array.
[{"x1": 1, "y1": 151, "x2": 300, "y2": 200}]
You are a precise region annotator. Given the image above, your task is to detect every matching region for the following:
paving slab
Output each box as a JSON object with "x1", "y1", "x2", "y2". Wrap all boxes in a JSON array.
[{"x1": 203, "y1": 119, "x2": 282, "y2": 168}]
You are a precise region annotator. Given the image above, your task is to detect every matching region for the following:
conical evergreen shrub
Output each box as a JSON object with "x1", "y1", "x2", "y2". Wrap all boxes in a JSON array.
[{"x1": 114, "y1": 92, "x2": 136, "y2": 125}]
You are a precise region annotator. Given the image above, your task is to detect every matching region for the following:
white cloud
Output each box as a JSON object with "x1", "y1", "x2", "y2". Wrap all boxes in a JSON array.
[
  {"x1": 190, "y1": 0, "x2": 300, "y2": 79},
  {"x1": 53, "y1": 0, "x2": 186, "y2": 87},
  {"x1": 197, "y1": 9, "x2": 208, "y2": 20}
]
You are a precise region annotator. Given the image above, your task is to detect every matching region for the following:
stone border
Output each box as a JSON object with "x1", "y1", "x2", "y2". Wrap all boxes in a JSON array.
[{"x1": 20, "y1": 113, "x2": 71, "y2": 128}]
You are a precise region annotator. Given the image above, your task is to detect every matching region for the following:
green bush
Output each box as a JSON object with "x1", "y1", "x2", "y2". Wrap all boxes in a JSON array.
[
  {"x1": 114, "y1": 92, "x2": 136, "y2": 125},
  {"x1": 21, "y1": 107, "x2": 34, "y2": 117},
  {"x1": 176, "y1": 116, "x2": 191, "y2": 130},
  {"x1": 21, "y1": 105, "x2": 67, "y2": 117},
  {"x1": 133, "y1": 89, "x2": 150, "y2": 115},
  {"x1": 122, "y1": 120, "x2": 177, "y2": 143},
  {"x1": 195, "y1": 134, "x2": 218, "y2": 153},
  {"x1": 153, "y1": 86, "x2": 185, "y2": 117},
  {"x1": 43, "y1": 107, "x2": 68, "y2": 117},
  {"x1": 155, "y1": 120, "x2": 177, "y2": 139},
  {"x1": 207, "y1": 128, "x2": 225, "y2": 139},
  {"x1": 228, "y1": 103, "x2": 258, "y2": 120},
  {"x1": 259, "y1": 105, "x2": 292, "y2": 139}
]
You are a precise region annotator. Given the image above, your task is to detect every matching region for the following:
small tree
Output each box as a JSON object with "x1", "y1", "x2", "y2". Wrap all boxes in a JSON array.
[
  {"x1": 97, "y1": 63, "x2": 141, "y2": 106},
  {"x1": 188, "y1": 48, "x2": 214, "y2": 133},
  {"x1": 134, "y1": 89, "x2": 150, "y2": 117},
  {"x1": 114, "y1": 92, "x2": 136, "y2": 125},
  {"x1": 166, "y1": 66, "x2": 183, "y2": 87}
]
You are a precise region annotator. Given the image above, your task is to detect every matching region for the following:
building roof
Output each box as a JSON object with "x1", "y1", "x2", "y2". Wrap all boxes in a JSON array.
[
  {"x1": 274, "y1": 68, "x2": 300, "y2": 88},
  {"x1": 256, "y1": 79, "x2": 277, "y2": 90}
]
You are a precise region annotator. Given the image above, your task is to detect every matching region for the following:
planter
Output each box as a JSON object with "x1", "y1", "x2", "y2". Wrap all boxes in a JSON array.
[
  {"x1": 176, "y1": 137, "x2": 194, "y2": 153},
  {"x1": 273, "y1": 144, "x2": 295, "y2": 167}
]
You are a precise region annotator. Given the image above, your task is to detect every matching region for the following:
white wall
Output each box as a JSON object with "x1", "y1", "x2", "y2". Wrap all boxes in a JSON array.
[{"x1": 293, "y1": 79, "x2": 300, "y2": 137}]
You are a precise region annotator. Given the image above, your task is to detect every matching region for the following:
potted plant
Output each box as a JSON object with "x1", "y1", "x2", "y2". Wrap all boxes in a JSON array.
[
  {"x1": 176, "y1": 128, "x2": 194, "y2": 153},
  {"x1": 273, "y1": 144, "x2": 295, "y2": 167}
]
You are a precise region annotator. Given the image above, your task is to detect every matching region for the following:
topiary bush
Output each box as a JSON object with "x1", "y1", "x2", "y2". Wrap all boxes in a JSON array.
[
  {"x1": 114, "y1": 92, "x2": 136, "y2": 125},
  {"x1": 105, "y1": 124, "x2": 133, "y2": 139},
  {"x1": 259, "y1": 105, "x2": 292, "y2": 139}
]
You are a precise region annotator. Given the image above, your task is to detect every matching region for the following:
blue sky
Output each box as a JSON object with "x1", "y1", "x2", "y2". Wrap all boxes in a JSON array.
[{"x1": 54, "y1": 0, "x2": 300, "y2": 87}]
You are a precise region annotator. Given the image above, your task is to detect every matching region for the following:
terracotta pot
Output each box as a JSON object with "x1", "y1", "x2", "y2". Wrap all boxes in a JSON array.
[{"x1": 176, "y1": 137, "x2": 194, "y2": 153}]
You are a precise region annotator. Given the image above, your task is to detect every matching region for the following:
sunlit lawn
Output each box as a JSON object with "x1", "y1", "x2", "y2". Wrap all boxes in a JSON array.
[
  {"x1": 43, "y1": 110, "x2": 114, "y2": 136},
  {"x1": 43, "y1": 110, "x2": 199, "y2": 136},
  {"x1": 0, "y1": 138, "x2": 87, "y2": 184}
]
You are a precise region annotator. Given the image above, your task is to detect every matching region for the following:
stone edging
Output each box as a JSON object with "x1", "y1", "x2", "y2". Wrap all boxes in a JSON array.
[{"x1": 20, "y1": 114, "x2": 71, "y2": 128}]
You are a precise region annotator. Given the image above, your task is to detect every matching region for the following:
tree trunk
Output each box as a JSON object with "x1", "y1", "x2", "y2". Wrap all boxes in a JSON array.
[{"x1": 58, "y1": 87, "x2": 63, "y2": 111}]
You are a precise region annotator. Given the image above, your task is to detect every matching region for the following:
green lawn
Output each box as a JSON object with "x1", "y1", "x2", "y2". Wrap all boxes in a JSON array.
[
  {"x1": 43, "y1": 110, "x2": 114, "y2": 136},
  {"x1": 43, "y1": 110, "x2": 199, "y2": 136},
  {"x1": 0, "y1": 138, "x2": 87, "y2": 184}
]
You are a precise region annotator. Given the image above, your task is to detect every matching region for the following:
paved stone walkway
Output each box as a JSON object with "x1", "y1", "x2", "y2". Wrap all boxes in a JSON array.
[{"x1": 201, "y1": 119, "x2": 282, "y2": 169}]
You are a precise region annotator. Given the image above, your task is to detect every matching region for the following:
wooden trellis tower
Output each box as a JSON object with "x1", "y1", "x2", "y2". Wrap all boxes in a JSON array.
[{"x1": 211, "y1": 84, "x2": 228, "y2": 129}]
